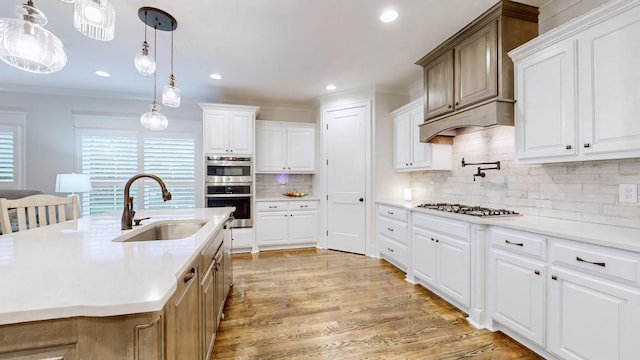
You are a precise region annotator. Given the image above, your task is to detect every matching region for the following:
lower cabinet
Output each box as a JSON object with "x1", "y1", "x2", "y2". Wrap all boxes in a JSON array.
[
  {"x1": 412, "y1": 212, "x2": 470, "y2": 309},
  {"x1": 256, "y1": 200, "x2": 319, "y2": 249},
  {"x1": 376, "y1": 204, "x2": 409, "y2": 271},
  {"x1": 165, "y1": 263, "x2": 201, "y2": 360}
]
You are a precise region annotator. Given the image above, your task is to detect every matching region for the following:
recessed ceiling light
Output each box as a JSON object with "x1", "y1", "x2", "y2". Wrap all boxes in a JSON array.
[
  {"x1": 210, "y1": 73, "x2": 222, "y2": 80},
  {"x1": 326, "y1": 84, "x2": 337, "y2": 91},
  {"x1": 95, "y1": 70, "x2": 111, "y2": 77},
  {"x1": 380, "y1": 9, "x2": 399, "y2": 23}
]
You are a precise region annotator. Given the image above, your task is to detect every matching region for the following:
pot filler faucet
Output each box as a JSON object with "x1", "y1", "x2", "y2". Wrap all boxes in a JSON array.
[{"x1": 121, "y1": 173, "x2": 172, "y2": 230}]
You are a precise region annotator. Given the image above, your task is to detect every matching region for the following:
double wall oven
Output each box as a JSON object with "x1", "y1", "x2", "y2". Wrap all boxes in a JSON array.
[{"x1": 205, "y1": 155, "x2": 253, "y2": 228}]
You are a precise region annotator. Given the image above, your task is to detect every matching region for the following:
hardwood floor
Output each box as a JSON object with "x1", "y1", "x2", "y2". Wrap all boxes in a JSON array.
[{"x1": 212, "y1": 248, "x2": 542, "y2": 359}]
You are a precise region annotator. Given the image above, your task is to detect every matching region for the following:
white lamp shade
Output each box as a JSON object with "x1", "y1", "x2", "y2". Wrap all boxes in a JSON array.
[{"x1": 55, "y1": 173, "x2": 92, "y2": 193}]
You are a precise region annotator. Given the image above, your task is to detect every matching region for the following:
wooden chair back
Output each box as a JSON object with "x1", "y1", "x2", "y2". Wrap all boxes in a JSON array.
[{"x1": 0, "y1": 194, "x2": 79, "y2": 234}]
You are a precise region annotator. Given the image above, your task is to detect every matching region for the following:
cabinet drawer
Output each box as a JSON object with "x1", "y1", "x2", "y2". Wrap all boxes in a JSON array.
[
  {"x1": 289, "y1": 200, "x2": 319, "y2": 211},
  {"x1": 256, "y1": 201, "x2": 288, "y2": 211},
  {"x1": 378, "y1": 204, "x2": 408, "y2": 222},
  {"x1": 377, "y1": 216, "x2": 408, "y2": 244},
  {"x1": 413, "y1": 212, "x2": 469, "y2": 241},
  {"x1": 550, "y1": 239, "x2": 640, "y2": 286},
  {"x1": 379, "y1": 236, "x2": 408, "y2": 271},
  {"x1": 490, "y1": 227, "x2": 546, "y2": 259}
]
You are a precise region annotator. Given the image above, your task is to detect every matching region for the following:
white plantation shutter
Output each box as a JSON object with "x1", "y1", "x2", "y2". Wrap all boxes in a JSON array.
[
  {"x1": 0, "y1": 132, "x2": 15, "y2": 183},
  {"x1": 79, "y1": 131, "x2": 197, "y2": 215}
]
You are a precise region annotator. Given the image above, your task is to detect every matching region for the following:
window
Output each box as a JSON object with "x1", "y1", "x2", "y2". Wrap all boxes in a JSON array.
[
  {"x1": 75, "y1": 114, "x2": 201, "y2": 216},
  {"x1": 0, "y1": 111, "x2": 25, "y2": 189}
]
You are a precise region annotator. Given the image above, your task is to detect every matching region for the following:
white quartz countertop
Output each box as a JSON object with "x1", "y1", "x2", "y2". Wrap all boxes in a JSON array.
[
  {"x1": 256, "y1": 195, "x2": 321, "y2": 201},
  {"x1": 0, "y1": 207, "x2": 233, "y2": 326},
  {"x1": 377, "y1": 200, "x2": 640, "y2": 253}
]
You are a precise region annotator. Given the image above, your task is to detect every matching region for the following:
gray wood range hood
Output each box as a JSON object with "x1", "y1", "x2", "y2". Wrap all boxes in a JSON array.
[{"x1": 415, "y1": 0, "x2": 539, "y2": 143}]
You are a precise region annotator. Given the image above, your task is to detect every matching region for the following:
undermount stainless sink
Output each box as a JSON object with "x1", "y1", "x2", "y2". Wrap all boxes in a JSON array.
[{"x1": 114, "y1": 220, "x2": 208, "y2": 242}]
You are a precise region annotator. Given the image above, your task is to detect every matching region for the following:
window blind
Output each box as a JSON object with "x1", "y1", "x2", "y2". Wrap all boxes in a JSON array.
[{"x1": 0, "y1": 132, "x2": 15, "y2": 183}]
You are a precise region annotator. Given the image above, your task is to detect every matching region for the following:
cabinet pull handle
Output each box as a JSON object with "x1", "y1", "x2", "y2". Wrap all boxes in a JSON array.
[
  {"x1": 431, "y1": 238, "x2": 435, "y2": 242},
  {"x1": 505, "y1": 240, "x2": 524, "y2": 247},
  {"x1": 268, "y1": 206, "x2": 277, "y2": 209},
  {"x1": 551, "y1": 275, "x2": 557, "y2": 280},
  {"x1": 534, "y1": 270, "x2": 540, "y2": 275},
  {"x1": 436, "y1": 239, "x2": 439, "y2": 243},
  {"x1": 455, "y1": 102, "x2": 459, "y2": 106},
  {"x1": 448, "y1": 104, "x2": 452, "y2": 109},
  {"x1": 576, "y1": 256, "x2": 606, "y2": 267},
  {"x1": 387, "y1": 211, "x2": 394, "y2": 215},
  {"x1": 388, "y1": 247, "x2": 394, "y2": 252},
  {"x1": 566, "y1": 145, "x2": 572, "y2": 150},
  {"x1": 300, "y1": 205, "x2": 308, "y2": 208},
  {"x1": 183, "y1": 267, "x2": 196, "y2": 283},
  {"x1": 387, "y1": 227, "x2": 394, "y2": 232},
  {"x1": 583, "y1": 143, "x2": 591, "y2": 148}
]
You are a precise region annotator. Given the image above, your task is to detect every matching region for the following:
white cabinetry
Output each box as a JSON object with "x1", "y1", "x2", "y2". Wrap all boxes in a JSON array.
[
  {"x1": 547, "y1": 239, "x2": 640, "y2": 360},
  {"x1": 488, "y1": 227, "x2": 547, "y2": 347},
  {"x1": 376, "y1": 204, "x2": 409, "y2": 272},
  {"x1": 412, "y1": 212, "x2": 470, "y2": 309},
  {"x1": 510, "y1": 0, "x2": 640, "y2": 164},
  {"x1": 256, "y1": 200, "x2": 319, "y2": 249},
  {"x1": 256, "y1": 121, "x2": 316, "y2": 173},
  {"x1": 392, "y1": 99, "x2": 451, "y2": 171},
  {"x1": 200, "y1": 103, "x2": 259, "y2": 155}
]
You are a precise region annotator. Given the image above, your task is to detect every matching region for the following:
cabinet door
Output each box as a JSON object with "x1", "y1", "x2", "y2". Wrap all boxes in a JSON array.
[
  {"x1": 410, "y1": 105, "x2": 432, "y2": 169},
  {"x1": 201, "y1": 260, "x2": 216, "y2": 359},
  {"x1": 489, "y1": 249, "x2": 546, "y2": 346},
  {"x1": 515, "y1": 40, "x2": 578, "y2": 162},
  {"x1": 579, "y1": 6, "x2": 640, "y2": 156},
  {"x1": 288, "y1": 210, "x2": 317, "y2": 244},
  {"x1": 203, "y1": 110, "x2": 229, "y2": 154},
  {"x1": 437, "y1": 234, "x2": 470, "y2": 307},
  {"x1": 548, "y1": 266, "x2": 640, "y2": 360},
  {"x1": 455, "y1": 21, "x2": 498, "y2": 109},
  {"x1": 166, "y1": 266, "x2": 200, "y2": 360},
  {"x1": 394, "y1": 111, "x2": 412, "y2": 170},
  {"x1": 287, "y1": 127, "x2": 316, "y2": 173},
  {"x1": 424, "y1": 51, "x2": 454, "y2": 119},
  {"x1": 412, "y1": 227, "x2": 437, "y2": 285},
  {"x1": 256, "y1": 211, "x2": 288, "y2": 246},
  {"x1": 256, "y1": 125, "x2": 287, "y2": 172},
  {"x1": 228, "y1": 111, "x2": 254, "y2": 154}
]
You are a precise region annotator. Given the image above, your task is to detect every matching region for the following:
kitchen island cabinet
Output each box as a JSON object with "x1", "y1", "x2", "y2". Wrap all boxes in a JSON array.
[{"x1": 0, "y1": 208, "x2": 234, "y2": 359}]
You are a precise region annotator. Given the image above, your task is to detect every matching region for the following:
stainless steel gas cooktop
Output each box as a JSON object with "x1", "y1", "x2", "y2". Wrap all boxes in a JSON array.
[{"x1": 415, "y1": 203, "x2": 520, "y2": 217}]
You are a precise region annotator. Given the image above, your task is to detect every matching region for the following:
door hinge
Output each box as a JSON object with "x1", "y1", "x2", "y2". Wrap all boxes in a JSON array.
[
  {"x1": 326, "y1": 124, "x2": 329, "y2": 130},
  {"x1": 326, "y1": 230, "x2": 328, "y2": 236},
  {"x1": 326, "y1": 159, "x2": 328, "y2": 166},
  {"x1": 326, "y1": 195, "x2": 328, "y2": 200}
]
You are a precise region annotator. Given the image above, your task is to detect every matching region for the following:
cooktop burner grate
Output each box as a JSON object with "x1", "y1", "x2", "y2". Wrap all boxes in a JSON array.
[{"x1": 415, "y1": 203, "x2": 520, "y2": 217}]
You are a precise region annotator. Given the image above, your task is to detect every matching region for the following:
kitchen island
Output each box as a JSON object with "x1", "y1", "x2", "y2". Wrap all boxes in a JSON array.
[{"x1": 0, "y1": 207, "x2": 234, "y2": 359}]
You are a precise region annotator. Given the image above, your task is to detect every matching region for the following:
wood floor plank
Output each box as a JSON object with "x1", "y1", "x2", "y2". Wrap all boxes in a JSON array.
[{"x1": 211, "y1": 248, "x2": 542, "y2": 359}]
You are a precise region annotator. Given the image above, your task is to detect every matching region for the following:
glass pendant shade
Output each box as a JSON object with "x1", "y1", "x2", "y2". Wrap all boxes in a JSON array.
[
  {"x1": 73, "y1": 0, "x2": 115, "y2": 41},
  {"x1": 140, "y1": 102, "x2": 168, "y2": 131},
  {"x1": 134, "y1": 41, "x2": 155, "y2": 76},
  {"x1": 0, "y1": 1, "x2": 67, "y2": 74},
  {"x1": 162, "y1": 75, "x2": 181, "y2": 108}
]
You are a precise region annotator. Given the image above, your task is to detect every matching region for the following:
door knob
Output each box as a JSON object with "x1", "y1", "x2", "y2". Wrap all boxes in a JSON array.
[{"x1": 359, "y1": 198, "x2": 364, "y2": 202}]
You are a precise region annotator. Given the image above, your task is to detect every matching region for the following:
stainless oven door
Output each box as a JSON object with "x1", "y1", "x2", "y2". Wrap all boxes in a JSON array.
[
  {"x1": 205, "y1": 156, "x2": 252, "y2": 183},
  {"x1": 205, "y1": 194, "x2": 252, "y2": 228}
]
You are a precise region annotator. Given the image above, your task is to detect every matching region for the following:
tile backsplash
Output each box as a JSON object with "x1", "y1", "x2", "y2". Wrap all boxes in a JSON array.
[
  {"x1": 410, "y1": 126, "x2": 640, "y2": 229},
  {"x1": 256, "y1": 174, "x2": 314, "y2": 198}
]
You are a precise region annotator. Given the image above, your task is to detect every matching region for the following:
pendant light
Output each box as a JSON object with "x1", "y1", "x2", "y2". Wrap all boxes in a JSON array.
[
  {"x1": 162, "y1": 22, "x2": 180, "y2": 108},
  {"x1": 73, "y1": 0, "x2": 115, "y2": 41},
  {"x1": 139, "y1": 11, "x2": 169, "y2": 131},
  {"x1": 0, "y1": 0, "x2": 67, "y2": 74},
  {"x1": 134, "y1": 10, "x2": 155, "y2": 76}
]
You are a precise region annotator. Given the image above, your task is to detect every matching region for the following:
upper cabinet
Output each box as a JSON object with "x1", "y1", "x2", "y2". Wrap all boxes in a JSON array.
[
  {"x1": 200, "y1": 103, "x2": 259, "y2": 155},
  {"x1": 510, "y1": 0, "x2": 640, "y2": 164},
  {"x1": 256, "y1": 121, "x2": 316, "y2": 174},
  {"x1": 416, "y1": 0, "x2": 538, "y2": 142},
  {"x1": 392, "y1": 99, "x2": 452, "y2": 172}
]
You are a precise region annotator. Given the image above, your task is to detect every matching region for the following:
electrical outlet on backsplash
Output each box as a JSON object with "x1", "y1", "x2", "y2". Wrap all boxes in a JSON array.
[{"x1": 255, "y1": 174, "x2": 314, "y2": 198}]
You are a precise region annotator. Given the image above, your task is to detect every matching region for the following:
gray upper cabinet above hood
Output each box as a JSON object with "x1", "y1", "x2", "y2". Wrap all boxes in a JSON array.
[{"x1": 415, "y1": 0, "x2": 539, "y2": 143}]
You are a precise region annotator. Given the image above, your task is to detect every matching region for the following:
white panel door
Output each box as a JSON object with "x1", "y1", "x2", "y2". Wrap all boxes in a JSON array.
[
  {"x1": 393, "y1": 111, "x2": 411, "y2": 170},
  {"x1": 203, "y1": 110, "x2": 229, "y2": 154},
  {"x1": 410, "y1": 105, "x2": 431, "y2": 168},
  {"x1": 580, "y1": 7, "x2": 640, "y2": 155},
  {"x1": 412, "y1": 227, "x2": 437, "y2": 285},
  {"x1": 256, "y1": 211, "x2": 288, "y2": 246},
  {"x1": 437, "y1": 235, "x2": 470, "y2": 307},
  {"x1": 325, "y1": 105, "x2": 366, "y2": 254},
  {"x1": 289, "y1": 210, "x2": 317, "y2": 245},
  {"x1": 228, "y1": 111, "x2": 254, "y2": 155}
]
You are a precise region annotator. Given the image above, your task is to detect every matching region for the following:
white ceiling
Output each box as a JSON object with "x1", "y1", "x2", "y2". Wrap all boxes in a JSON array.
[{"x1": 0, "y1": 0, "x2": 546, "y2": 106}]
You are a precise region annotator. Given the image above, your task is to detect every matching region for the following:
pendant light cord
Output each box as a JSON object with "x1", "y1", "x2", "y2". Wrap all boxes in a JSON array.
[
  {"x1": 170, "y1": 21, "x2": 174, "y2": 77},
  {"x1": 153, "y1": 25, "x2": 157, "y2": 101}
]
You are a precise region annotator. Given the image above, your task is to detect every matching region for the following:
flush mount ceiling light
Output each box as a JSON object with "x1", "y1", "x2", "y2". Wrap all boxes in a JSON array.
[
  {"x1": 380, "y1": 9, "x2": 399, "y2": 23},
  {"x1": 73, "y1": 0, "x2": 115, "y2": 41},
  {"x1": 138, "y1": 7, "x2": 178, "y2": 130},
  {"x1": 326, "y1": 84, "x2": 337, "y2": 91},
  {"x1": 0, "y1": 0, "x2": 67, "y2": 74},
  {"x1": 95, "y1": 70, "x2": 110, "y2": 77},
  {"x1": 210, "y1": 73, "x2": 222, "y2": 80}
]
